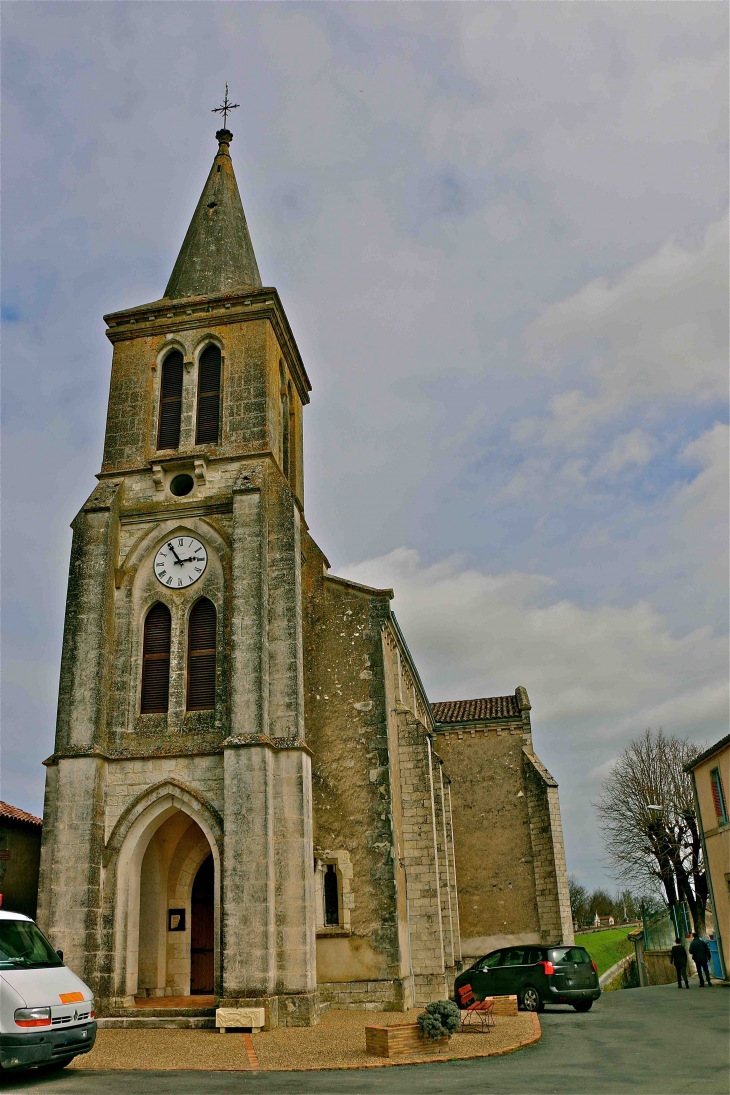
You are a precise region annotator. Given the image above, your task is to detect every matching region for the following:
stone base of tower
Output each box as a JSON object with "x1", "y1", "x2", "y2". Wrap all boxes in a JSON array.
[
  {"x1": 318, "y1": 977, "x2": 412, "y2": 1011},
  {"x1": 218, "y1": 991, "x2": 320, "y2": 1029}
]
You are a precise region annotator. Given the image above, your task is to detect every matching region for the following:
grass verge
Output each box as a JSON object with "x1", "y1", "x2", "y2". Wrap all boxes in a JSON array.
[{"x1": 576, "y1": 927, "x2": 635, "y2": 975}]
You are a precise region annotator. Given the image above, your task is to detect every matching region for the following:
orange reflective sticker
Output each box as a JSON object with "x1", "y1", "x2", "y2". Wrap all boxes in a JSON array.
[{"x1": 59, "y1": 991, "x2": 84, "y2": 1004}]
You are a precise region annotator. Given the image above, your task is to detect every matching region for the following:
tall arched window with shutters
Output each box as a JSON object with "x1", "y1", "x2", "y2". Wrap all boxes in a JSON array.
[
  {"x1": 157, "y1": 350, "x2": 184, "y2": 450},
  {"x1": 196, "y1": 344, "x2": 221, "y2": 444},
  {"x1": 187, "y1": 598, "x2": 217, "y2": 711},
  {"x1": 140, "y1": 603, "x2": 172, "y2": 713}
]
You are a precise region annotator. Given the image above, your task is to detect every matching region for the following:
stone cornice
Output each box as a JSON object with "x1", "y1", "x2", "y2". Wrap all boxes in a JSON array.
[
  {"x1": 103, "y1": 286, "x2": 311, "y2": 405},
  {"x1": 222, "y1": 734, "x2": 314, "y2": 758},
  {"x1": 44, "y1": 746, "x2": 225, "y2": 766}
]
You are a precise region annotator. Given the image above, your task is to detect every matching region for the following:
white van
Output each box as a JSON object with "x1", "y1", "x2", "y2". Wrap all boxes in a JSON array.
[{"x1": 0, "y1": 910, "x2": 96, "y2": 1073}]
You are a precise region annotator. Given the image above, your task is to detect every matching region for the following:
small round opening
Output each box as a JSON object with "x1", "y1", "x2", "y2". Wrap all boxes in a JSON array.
[{"x1": 169, "y1": 473, "x2": 194, "y2": 497}]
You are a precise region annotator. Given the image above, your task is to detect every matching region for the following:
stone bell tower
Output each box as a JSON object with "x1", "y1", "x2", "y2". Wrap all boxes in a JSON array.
[{"x1": 37, "y1": 126, "x2": 320, "y2": 1025}]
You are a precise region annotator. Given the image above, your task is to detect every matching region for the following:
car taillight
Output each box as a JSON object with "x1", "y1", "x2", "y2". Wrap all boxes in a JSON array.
[
  {"x1": 539, "y1": 961, "x2": 555, "y2": 976},
  {"x1": 15, "y1": 1007, "x2": 51, "y2": 1028},
  {"x1": 591, "y1": 960, "x2": 598, "y2": 974}
]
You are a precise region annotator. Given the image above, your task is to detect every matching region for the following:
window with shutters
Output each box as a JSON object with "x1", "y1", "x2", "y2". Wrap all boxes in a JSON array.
[
  {"x1": 140, "y1": 603, "x2": 172, "y2": 713},
  {"x1": 187, "y1": 598, "x2": 217, "y2": 710},
  {"x1": 195, "y1": 344, "x2": 221, "y2": 444},
  {"x1": 710, "y1": 768, "x2": 728, "y2": 826},
  {"x1": 157, "y1": 351, "x2": 184, "y2": 450}
]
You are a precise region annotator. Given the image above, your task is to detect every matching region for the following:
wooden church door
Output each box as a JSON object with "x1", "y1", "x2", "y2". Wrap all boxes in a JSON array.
[{"x1": 190, "y1": 854, "x2": 214, "y2": 994}]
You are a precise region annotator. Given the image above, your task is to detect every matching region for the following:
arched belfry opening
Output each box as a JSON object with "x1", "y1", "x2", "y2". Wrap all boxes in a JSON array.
[{"x1": 135, "y1": 808, "x2": 218, "y2": 1000}]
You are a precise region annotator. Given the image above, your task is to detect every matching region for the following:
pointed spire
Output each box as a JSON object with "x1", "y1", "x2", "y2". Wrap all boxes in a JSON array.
[{"x1": 165, "y1": 129, "x2": 262, "y2": 300}]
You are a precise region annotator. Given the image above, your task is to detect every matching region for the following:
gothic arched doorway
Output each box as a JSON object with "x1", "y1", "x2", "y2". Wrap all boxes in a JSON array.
[
  {"x1": 134, "y1": 808, "x2": 218, "y2": 999},
  {"x1": 190, "y1": 854, "x2": 214, "y2": 994}
]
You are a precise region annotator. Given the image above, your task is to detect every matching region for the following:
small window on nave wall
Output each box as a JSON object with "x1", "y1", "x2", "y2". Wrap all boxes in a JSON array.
[
  {"x1": 187, "y1": 598, "x2": 217, "y2": 711},
  {"x1": 324, "y1": 863, "x2": 340, "y2": 926},
  {"x1": 140, "y1": 603, "x2": 172, "y2": 713},
  {"x1": 196, "y1": 344, "x2": 221, "y2": 445},
  {"x1": 157, "y1": 351, "x2": 184, "y2": 450}
]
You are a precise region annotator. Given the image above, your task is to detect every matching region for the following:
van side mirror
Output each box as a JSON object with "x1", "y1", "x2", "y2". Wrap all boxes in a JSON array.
[{"x1": 56, "y1": 949, "x2": 64, "y2": 962}]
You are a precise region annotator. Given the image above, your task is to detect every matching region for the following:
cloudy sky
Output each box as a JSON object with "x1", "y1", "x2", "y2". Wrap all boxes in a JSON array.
[{"x1": 2, "y1": 2, "x2": 727, "y2": 891}]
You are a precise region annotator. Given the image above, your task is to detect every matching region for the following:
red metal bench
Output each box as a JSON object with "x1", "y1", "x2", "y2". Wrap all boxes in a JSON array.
[{"x1": 456, "y1": 984, "x2": 495, "y2": 1033}]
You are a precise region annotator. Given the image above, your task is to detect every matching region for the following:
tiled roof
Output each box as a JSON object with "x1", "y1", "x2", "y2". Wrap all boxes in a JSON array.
[
  {"x1": 684, "y1": 733, "x2": 730, "y2": 772},
  {"x1": 0, "y1": 801, "x2": 42, "y2": 826},
  {"x1": 432, "y1": 695, "x2": 520, "y2": 724}
]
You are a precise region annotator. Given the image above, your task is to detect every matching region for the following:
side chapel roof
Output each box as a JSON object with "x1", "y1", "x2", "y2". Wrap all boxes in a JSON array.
[
  {"x1": 165, "y1": 128, "x2": 262, "y2": 300},
  {"x1": 432, "y1": 686, "x2": 531, "y2": 724}
]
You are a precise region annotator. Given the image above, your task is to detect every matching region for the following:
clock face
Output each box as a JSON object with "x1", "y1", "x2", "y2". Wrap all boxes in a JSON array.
[{"x1": 154, "y1": 536, "x2": 208, "y2": 589}]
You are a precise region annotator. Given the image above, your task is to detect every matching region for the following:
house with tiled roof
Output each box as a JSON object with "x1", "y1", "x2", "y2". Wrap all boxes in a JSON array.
[{"x1": 0, "y1": 800, "x2": 42, "y2": 919}]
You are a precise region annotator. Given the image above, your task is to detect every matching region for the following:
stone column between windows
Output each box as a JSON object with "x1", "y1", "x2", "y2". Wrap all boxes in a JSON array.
[
  {"x1": 395, "y1": 709, "x2": 448, "y2": 1003},
  {"x1": 444, "y1": 781, "x2": 462, "y2": 966},
  {"x1": 523, "y1": 748, "x2": 574, "y2": 945},
  {"x1": 230, "y1": 470, "x2": 268, "y2": 738},
  {"x1": 432, "y1": 755, "x2": 456, "y2": 969}
]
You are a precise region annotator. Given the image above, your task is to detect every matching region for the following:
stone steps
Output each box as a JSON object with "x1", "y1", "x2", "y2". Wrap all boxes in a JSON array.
[{"x1": 97, "y1": 1015, "x2": 216, "y2": 1029}]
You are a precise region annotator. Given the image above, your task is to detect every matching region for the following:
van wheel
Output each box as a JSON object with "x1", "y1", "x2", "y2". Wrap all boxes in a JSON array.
[
  {"x1": 520, "y1": 985, "x2": 543, "y2": 1012},
  {"x1": 572, "y1": 1000, "x2": 593, "y2": 1012}
]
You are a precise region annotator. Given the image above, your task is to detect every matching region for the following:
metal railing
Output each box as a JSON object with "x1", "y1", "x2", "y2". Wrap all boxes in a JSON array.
[{"x1": 642, "y1": 902, "x2": 691, "y2": 951}]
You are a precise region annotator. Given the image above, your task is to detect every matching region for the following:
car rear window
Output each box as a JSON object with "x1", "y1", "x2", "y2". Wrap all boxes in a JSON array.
[{"x1": 549, "y1": 947, "x2": 591, "y2": 965}]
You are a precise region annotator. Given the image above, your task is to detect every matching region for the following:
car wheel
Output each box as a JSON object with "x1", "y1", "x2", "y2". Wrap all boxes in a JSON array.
[
  {"x1": 572, "y1": 1000, "x2": 593, "y2": 1012},
  {"x1": 520, "y1": 985, "x2": 543, "y2": 1012}
]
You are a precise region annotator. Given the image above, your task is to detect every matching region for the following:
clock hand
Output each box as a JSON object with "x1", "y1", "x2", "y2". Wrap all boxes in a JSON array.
[{"x1": 167, "y1": 542, "x2": 184, "y2": 566}]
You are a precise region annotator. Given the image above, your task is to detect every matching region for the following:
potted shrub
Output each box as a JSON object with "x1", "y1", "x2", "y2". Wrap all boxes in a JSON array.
[{"x1": 418, "y1": 1000, "x2": 461, "y2": 1041}]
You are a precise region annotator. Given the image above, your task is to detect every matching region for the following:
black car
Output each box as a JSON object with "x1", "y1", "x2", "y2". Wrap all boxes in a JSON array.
[{"x1": 455, "y1": 944, "x2": 601, "y2": 1012}]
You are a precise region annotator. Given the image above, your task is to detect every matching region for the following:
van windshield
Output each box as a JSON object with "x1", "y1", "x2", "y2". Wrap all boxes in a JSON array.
[{"x1": 0, "y1": 920, "x2": 63, "y2": 970}]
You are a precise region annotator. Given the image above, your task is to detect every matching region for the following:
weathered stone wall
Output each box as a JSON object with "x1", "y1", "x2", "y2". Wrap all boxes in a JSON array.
[
  {"x1": 301, "y1": 542, "x2": 402, "y2": 986},
  {"x1": 435, "y1": 721, "x2": 573, "y2": 957},
  {"x1": 435, "y1": 723, "x2": 542, "y2": 957}
]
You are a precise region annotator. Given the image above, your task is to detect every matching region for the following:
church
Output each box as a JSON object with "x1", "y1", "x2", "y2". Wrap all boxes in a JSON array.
[{"x1": 37, "y1": 120, "x2": 573, "y2": 1028}]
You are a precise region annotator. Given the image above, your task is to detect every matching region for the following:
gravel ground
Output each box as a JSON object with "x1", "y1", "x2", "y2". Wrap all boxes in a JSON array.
[{"x1": 70, "y1": 1009, "x2": 538, "y2": 1071}]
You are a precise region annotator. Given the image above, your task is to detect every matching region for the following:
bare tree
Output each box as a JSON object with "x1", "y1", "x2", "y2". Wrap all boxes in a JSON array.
[
  {"x1": 568, "y1": 876, "x2": 589, "y2": 925},
  {"x1": 595, "y1": 728, "x2": 708, "y2": 935}
]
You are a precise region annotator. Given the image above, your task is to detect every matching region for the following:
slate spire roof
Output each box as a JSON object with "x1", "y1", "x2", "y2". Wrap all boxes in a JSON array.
[{"x1": 165, "y1": 128, "x2": 262, "y2": 300}]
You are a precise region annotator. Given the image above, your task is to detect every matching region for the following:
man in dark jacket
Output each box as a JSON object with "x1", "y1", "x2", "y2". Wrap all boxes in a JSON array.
[
  {"x1": 670, "y1": 937, "x2": 689, "y2": 988},
  {"x1": 688, "y1": 933, "x2": 713, "y2": 986}
]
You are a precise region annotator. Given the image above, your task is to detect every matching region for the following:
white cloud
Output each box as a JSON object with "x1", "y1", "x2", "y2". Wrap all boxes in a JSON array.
[
  {"x1": 339, "y1": 547, "x2": 727, "y2": 729},
  {"x1": 525, "y1": 216, "x2": 727, "y2": 441},
  {"x1": 338, "y1": 545, "x2": 728, "y2": 886},
  {"x1": 591, "y1": 429, "x2": 655, "y2": 478}
]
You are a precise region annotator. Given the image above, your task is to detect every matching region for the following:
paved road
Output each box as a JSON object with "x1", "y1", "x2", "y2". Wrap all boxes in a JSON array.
[{"x1": 3, "y1": 980, "x2": 728, "y2": 1095}]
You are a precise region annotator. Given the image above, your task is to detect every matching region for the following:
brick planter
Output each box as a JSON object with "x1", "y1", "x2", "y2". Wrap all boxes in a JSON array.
[
  {"x1": 487, "y1": 995, "x2": 519, "y2": 1016},
  {"x1": 365, "y1": 1023, "x2": 450, "y2": 1058}
]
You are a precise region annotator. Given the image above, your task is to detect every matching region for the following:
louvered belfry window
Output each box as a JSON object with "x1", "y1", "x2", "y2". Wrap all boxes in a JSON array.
[
  {"x1": 140, "y1": 603, "x2": 172, "y2": 713},
  {"x1": 187, "y1": 598, "x2": 217, "y2": 710},
  {"x1": 196, "y1": 344, "x2": 221, "y2": 444},
  {"x1": 157, "y1": 351, "x2": 184, "y2": 450}
]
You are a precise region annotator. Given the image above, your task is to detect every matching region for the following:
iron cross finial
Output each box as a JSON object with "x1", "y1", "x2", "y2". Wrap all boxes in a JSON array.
[{"x1": 212, "y1": 83, "x2": 239, "y2": 128}]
